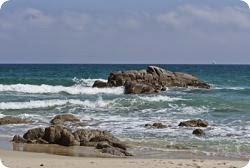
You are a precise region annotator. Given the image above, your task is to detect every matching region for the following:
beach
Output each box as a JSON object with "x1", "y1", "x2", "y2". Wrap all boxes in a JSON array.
[{"x1": 0, "y1": 149, "x2": 247, "y2": 168}]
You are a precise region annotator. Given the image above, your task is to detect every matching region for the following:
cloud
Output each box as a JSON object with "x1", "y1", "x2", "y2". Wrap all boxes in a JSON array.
[
  {"x1": 0, "y1": 0, "x2": 250, "y2": 63},
  {"x1": 156, "y1": 5, "x2": 250, "y2": 31},
  {"x1": 0, "y1": 0, "x2": 8, "y2": 9}
]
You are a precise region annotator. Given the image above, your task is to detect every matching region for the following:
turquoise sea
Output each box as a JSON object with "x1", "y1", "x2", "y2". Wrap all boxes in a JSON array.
[{"x1": 0, "y1": 64, "x2": 249, "y2": 159}]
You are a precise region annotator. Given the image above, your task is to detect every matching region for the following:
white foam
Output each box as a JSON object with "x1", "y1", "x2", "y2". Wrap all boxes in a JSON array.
[
  {"x1": 168, "y1": 104, "x2": 210, "y2": 115},
  {"x1": 0, "y1": 99, "x2": 111, "y2": 110},
  {"x1": 214, "y1": 86, "x2": 247, "y2": 90},
  {"x1": 139, "y1": 95, "x2": 186, "y2": 102},
  {"x1": 0, "y1": 84, "x2": 123, "y2": 95}
]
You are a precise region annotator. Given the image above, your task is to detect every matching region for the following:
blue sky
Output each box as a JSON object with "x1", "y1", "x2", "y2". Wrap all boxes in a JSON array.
[{"x1": 0, "y1": 0, "x2": 250, "y2": 64}]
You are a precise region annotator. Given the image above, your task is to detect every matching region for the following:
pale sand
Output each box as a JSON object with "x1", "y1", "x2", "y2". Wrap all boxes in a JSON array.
[{"x1": 0, "y1": 149, "x2": 248, "y2": 168}]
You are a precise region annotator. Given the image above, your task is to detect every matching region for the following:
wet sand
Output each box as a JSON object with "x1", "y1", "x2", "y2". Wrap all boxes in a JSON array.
[
  {"x1": 0, "y1": 136, "x2": 249, "y2": 168},
  {"x1": 0, "y1": 149, "x2": 248, "y2": 168}
]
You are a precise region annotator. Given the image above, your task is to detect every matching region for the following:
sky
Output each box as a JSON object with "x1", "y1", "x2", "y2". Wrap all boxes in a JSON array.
[{"x1": 0, "y1": 0, "x2": 250, "y2": 64}]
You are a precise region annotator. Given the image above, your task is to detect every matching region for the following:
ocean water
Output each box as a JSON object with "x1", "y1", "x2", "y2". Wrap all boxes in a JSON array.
[{"x1": 0, "y1": 64, "x2": 249, "y2": 158}]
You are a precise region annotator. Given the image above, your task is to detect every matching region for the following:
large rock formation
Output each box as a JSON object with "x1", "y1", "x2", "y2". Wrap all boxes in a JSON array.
[
  {"x1": 13, "y1": 126, "x2": 131, "y2": 157},
  {"x1": 0, "y1": 116, "x2": 32, "y2": 125},
  {"x1": 93, "y1": 66, "x2": 210, "y2": 94}
]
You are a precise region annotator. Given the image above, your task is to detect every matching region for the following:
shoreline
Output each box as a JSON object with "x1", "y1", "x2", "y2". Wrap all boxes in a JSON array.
[
  {"x1": 0, "y1": 136, "x2": 248, "y2": 161},
  {"x1": 0, "y1": 149, "x2": 248, "y2": 168}
]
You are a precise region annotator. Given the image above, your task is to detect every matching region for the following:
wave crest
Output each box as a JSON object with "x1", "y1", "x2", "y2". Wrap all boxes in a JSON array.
[
  {"x1": 0, "y1": 83, "x2": 123, "y2": 95},
  {"x1": 138, "y1": 95, "x2": 186, "y2": 102},
  {"x1": 0, "y1": 99, "x2": 111, "y2": 110}
]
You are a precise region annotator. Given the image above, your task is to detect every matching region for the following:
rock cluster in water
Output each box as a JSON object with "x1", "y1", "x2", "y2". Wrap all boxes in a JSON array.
[
  {"x1": 0, "y1": 116, "x2": 32, "y2": 125},
  {"x1": 93, "y1": 66, "x2": 210, "y2": 94},
  {"x1": 12, "y1": 114, "x2": 132, "y2": 157},
  {"x1": 145, "y1": 119, "x2": 208, "y2": 137}
]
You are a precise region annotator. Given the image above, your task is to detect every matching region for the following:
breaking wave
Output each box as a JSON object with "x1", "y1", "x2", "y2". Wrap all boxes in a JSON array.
[
  {"x1": 72, "y1": 78, "x2": 107, "y2": 87},
  {"x1": 138, "y1": 95, "x2": 186, "y2": 102},
  {"x1": 0, "y1": 99, "x2": 111, "y2": 110},
  {"x1": 0, "y1": 83, "x2": 124, "y2": 95},
  {"x1": 214, "y1": 86, "x2": 249, "y2": 90}
]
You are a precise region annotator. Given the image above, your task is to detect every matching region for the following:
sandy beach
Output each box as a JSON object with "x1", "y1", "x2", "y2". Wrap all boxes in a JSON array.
[{"x1": 0, "y1": 149, "x2": 248, "y2": 168}]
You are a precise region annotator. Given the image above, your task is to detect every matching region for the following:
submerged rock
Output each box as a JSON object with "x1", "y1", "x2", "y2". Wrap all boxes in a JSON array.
[
  {"x1": 93, "y1": 66, "x2": 210, "y2": 94},
  {"x1": 145, "y1": 123, "x2": 167, "y2": 129},
  {"x1": 193, "y1": 129, "x2": 205, "y2": 136},
  {"x1": 0, "y1": 116, "x2": 32, "y2": 125},
  {"x1": 101, "y1": 147, "x2": 132, "y2": 157},
  {"x1": 178, "y1": 119, "x2": 208, "y2": 127},
  {"x1": 50, "y1": 114, "x2": 80, "y2": 125}
]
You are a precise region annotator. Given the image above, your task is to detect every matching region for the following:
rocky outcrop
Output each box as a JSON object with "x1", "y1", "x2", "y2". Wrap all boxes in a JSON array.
[
  {"x1": 43, "y1": 125, "x2": 79, "y2": 146},
  {"x1": 124, "y1": 82, "x2": 160, "y2": 94},
  {"x1": 93, "y1": 66, "x2": 210, "y2": 94},
  {"x1": 73, "y1": 129, "x2": 120, "y2": 144},
  {"x1": 13, "y1": 135, "x2": 27, "y2": 143},
  {"x1": 192, "y1": 129, "x2": 205, "y2": 136},
  {"x1": 50, "y1": 114, "x2": 80, "y2": 125},
  {"x1": 145, "y1": 123, "x2": 167, "y2": 129},
  {"x1": 13, "y1": 126, "x2": 131, "y2": 157},
  {"x1": 23, "y1": 128, "x2": 45, "y2": 140},
  {"x1": 178, "y1": 119, "x2": 208, "y2": 127},
  {"x1": 0, "y1": 116, "x2": 32, "y2": 125}
]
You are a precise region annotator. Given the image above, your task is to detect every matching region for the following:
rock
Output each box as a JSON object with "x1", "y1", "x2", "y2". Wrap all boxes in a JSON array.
[
  {"x1": 92, "y1": 80, "x2": 108, "y2": 88},
  {"x1": 96, "y1": 141, "x2": 112, "y2": 149},
  {"x1": 73, "y1": 129, "x2": 120, "y2": 143},
  {"x1": 12, "y1": 126, "x2": 130, "y2": 157},
  {"x1": 147, "y1": 66, "x2": 167, "y2": 76},
  {"x1": 43, "y1": 125, "x2": 79, "y2": 146},
  {"x1": 192, "y1": 129, "x2": 205, "y2": 136},
  {"x1": 152, "y1": 123, "x2": 167, "y2": 129},
  {"x1": 161, "y1": 87, "x2": 167, "y2": 91},
  {"x1": 26, "y1": 138, "x2": 48, "y2": 144},
  {"x1": 36, "y1": 138, "x2": 49, "y2": 144},
  {"x1": 145, "y1": 123, "x2": 167, "y2": 129},
  {"x1": 73, "y1": 129, "x2": 129, "y2": 155},
  {"x1": 101, "y1": 147, "x2": 126, "y2": 157},
  {"x1": 179, "y1": 119, "x2": 208, "y2": 127},
  {"x1": 124, "y1": 82, "x2": 160, "y2": 94},
  {"x1": 23, "y1": 128, "x2": 45, "y2": 140},
  {"x1": 101, "y1": 147, "x2": 132, "y2": 157},
  {"x1": 103, "y1": 66, "x2": 210, "y2": 94},
  {"x1": 144, "y1": 124, "x2": 151, "y2": 127},
  {"x1": 0, "y1": 116, "x2": 31, "y2": 125},
  {"x1": 50, "y1": 114, "x2": 80, "y2": 125},
  {"x1": 13, "y1": 135, "x2": 27, "y2": 143}
]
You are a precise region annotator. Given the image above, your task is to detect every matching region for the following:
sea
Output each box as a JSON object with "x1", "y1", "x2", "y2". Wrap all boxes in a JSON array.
[{"x1": 0, "y1": 64, "x2": 249, "y2": 159}]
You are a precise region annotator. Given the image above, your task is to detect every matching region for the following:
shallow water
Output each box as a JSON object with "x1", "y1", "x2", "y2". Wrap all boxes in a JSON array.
[{"x1": 0, "y1": 64, "x2": 249, "y2": 159}]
